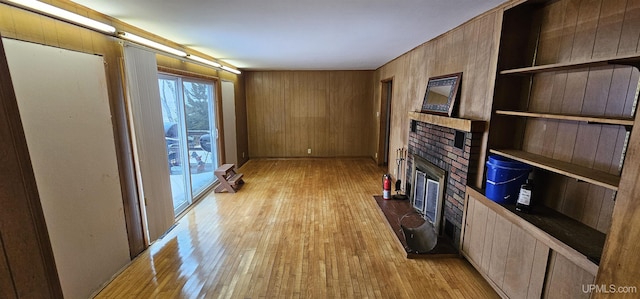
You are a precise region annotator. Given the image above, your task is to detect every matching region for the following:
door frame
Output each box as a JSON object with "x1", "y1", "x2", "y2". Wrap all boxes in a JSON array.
[{"x1": 377, "y1": 78, "x2": 393, "y2": 166}]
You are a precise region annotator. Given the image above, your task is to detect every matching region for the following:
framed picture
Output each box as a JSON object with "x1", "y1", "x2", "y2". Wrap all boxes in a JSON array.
[{"x1": 420, "y1": 72, "x2": 462, "y2": 117}]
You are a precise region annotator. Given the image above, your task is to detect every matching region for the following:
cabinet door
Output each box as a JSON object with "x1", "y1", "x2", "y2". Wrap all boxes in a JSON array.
[
  {"x1": 502, "y1": 225, "x2": 550, "y2": 299},
  {"x1": 463, "y1": 193, "x2": 550, "y2": 298},
  {"x1": 544, "y1": 251, "x2": 594, "y2": 299},
  {"x1": 463, "y1": 194, "x2": 488, "y2": 265}
]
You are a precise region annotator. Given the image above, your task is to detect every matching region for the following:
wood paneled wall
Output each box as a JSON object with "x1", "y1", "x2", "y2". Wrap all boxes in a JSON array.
[
  {"x1": 372, "y1": 8, "x2": 504, "y2": 185},
  {"x1": 245, "y1": 71, "x2": 373, "y2": 157}
]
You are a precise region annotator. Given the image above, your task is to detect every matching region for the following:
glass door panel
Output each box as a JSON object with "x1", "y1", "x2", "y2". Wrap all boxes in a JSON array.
[
  {"x1": 159, "y1": 75, "x2": 219, "y2": 216},
  {"x1": 183, "y1": 80, "x2": 217, "y2": 196},
  {"x1": 159, "y1": 76, "x2": 191, "y2": 215}
]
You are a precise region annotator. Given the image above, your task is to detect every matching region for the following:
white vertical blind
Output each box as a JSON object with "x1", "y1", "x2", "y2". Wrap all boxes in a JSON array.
[
  {"x1": 123, "y1": 45, "x2": 175, "y2": 243},
  {"x1": 222, "y1": 81, "x2": 237, "y2": 165}
]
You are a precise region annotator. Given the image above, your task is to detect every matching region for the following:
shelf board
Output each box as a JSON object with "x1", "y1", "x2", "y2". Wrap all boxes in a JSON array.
[
  {"x1": 499, "y1": 53, "x2": 640, "y2": 75},
  {"x1": 495, "y1": 110, "x2": 635, "y2": 126},
  {"x1": 408, "y1": 111, "x2": 485, "y2": 132},
  {"x1": 467, "y1": 187, "x2": 603, "y2": 276},
  {"x1": 489, "y1": 149, "x2": 620, "y2": 191}
]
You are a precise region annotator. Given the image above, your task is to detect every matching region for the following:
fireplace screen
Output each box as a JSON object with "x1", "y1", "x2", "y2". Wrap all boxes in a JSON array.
[
  {"x1": 425, "y1": 179, "x2": 439, "y2": 223},
  {"x1": 413, "y1": 172, "x2": 440, "y2": 224},
  {"x1": 413, "y1": 170, "x2": 426, "y2": 212},
  {"x1": 410, "y1": 155, "x2": 445, "y2": 232}
]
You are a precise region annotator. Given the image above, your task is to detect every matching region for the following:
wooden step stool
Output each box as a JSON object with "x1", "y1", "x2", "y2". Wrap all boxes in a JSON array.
[{"x1": 214, "y1": 164, "x2": 244, "y2": 193}]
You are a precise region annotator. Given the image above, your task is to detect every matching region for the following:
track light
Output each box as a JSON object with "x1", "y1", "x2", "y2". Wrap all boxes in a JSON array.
[
  {"x1": 7, "y1": 1, "x2": 241, "y2": 75},
  {"x1": 187, "y1": 55, "x2": 222, "y2": 68},
  {"x1": 188, "y1": 55, "x2": 241, "y2": 74},
  {"x1": 118, "y1": 32, "x2": 187, "y2": 57},
  {"x1": 221, "y1": 65, "x2": 241, "y2": 75},
  {"x1": 6, "y1": 0, "x2": 116, "y2": 33}
]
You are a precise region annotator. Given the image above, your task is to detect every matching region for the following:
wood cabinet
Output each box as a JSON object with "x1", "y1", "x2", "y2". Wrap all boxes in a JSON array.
[
  {"x1": 462, "y1": 1, "x2": 640, "y2": 296},
  {"x1": 462, "y1": 188, "x2": 595, "y2": 299},
  {"x1": 485, "y1": 0, "x2": 640, "y2": 273}
]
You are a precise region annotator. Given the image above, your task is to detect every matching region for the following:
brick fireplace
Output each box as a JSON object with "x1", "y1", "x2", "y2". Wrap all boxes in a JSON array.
[{"x1": 406, "y1": 118, "x2": 483, "y2": 247}]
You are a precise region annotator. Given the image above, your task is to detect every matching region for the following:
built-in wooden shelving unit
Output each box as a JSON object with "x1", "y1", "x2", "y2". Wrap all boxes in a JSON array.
[{"x1": 464, "y1": 0, "x2": 640, "y2": 296}]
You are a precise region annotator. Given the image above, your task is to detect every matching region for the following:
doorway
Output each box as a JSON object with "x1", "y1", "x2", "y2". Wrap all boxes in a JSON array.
[
  {"x1": 158, "y1": 73, "x2": 219, "y2": 216},
  {"x1": 378, "y1": 79, "x2": 393, "y2": 166}
]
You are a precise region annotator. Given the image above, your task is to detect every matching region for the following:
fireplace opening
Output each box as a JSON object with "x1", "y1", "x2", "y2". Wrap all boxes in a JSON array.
[{"x1": 410, "y1": 155, "x2": 446, "y2": 234}]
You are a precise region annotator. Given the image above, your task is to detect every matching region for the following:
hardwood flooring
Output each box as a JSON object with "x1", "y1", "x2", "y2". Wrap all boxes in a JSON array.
[{"x1": 95, "y1": 158, "x2": 497, "y2": 298}]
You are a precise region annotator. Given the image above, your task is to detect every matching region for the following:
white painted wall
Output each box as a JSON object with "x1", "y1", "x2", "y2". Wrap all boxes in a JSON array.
[
  {"x1": 3, "y1": 38, "x2": 130, "y2": 299},
  {"x1": 222, "y1": 81, "x2": 238, "y2": 165}
]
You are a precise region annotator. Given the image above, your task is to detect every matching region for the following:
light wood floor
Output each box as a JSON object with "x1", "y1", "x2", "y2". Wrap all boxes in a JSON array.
[{"x1": 96, "y1": 158, "x2": 497, "y2": 298}]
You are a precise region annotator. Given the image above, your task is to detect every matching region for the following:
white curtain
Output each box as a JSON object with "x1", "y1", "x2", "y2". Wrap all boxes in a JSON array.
[{"x1": 123, "y1": 45, "x2": 175, "y2": 243}]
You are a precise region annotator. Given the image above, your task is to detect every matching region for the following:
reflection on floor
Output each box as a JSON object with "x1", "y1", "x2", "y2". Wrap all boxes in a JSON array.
[{"x1": 96, "y1": 159, "x2": 497, "y2": 298}]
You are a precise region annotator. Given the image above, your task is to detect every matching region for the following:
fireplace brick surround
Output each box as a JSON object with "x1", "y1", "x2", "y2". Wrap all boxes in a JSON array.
[{"x1": 406, "y1": 120, "x2": 483, "y2": 247}]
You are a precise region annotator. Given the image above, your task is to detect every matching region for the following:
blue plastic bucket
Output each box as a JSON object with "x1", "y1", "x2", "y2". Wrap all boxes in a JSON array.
[{"x1": 485, "y1": 155, "x2": 531, "y2": 204}]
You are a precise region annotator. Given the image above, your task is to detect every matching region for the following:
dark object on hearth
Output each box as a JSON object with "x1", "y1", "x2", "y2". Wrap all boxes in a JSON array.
[
  {"x1": 393, "y1": 192, "x2": 408, "y2": 200},
  {"x1": 393, "y1": 178, "x2": 407, "y2": 199},
  {"x1": 393, "y1": 147, "x2": 408, "y2": 200},
  {"x1": 401, "y1": 220, "x2": 438, "y2": 254}
]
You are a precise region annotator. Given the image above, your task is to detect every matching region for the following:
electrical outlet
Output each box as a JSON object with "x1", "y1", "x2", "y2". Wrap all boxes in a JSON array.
[
  {"x1": 308, "y1": 148, "x2": 312, "y2": 154},
  {"x1": 375, "y1": 152, "x2": 378, "y2": 158},
  {"x1": 242, "y1": 152, "x2": 245, "y2": 158}
]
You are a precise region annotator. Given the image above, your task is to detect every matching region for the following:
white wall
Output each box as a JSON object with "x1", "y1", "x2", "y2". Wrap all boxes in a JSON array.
[{"x1": 3, "y1": 38, "x2": 130, "y2": 299}]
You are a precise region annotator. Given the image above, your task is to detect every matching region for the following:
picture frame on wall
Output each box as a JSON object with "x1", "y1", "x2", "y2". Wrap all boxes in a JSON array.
[{"x1": 420, "y1": 72, "x2": 462, "y2": 117}]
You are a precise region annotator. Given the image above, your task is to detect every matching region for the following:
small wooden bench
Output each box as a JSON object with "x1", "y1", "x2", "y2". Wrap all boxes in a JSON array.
[{"x1": 214, "y1": 164, "x2": 244, "y2": 193}]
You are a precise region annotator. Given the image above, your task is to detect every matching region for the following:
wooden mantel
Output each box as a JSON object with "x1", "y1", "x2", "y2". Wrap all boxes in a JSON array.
[{"x1": 408, "y1": 111, "x2": 485, "y2": 133}]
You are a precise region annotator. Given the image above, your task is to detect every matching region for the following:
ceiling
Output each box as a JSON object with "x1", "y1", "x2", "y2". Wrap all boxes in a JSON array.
[{"x1": 71, "y1": 0, "x2": 506, "y2": 70}]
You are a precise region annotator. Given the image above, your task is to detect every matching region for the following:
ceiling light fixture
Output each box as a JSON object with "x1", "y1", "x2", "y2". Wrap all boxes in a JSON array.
[
  {"x1": 118, "y1": 32, "x2": 187, "y2": 57},
  {"x1": 187, "y1": 54, "x2": 222, "y2": 68},
  {"x1": 6, "y1": 0, "x2": 116, "y2": 34},
  {"x1": 188, "y1": 55, "x2": 241, "y2": 75},
  {"x1": 6, "y1": 1, "x2": 239, "y2": 75},
  {"x1": 221, "y1": 65, "x2": 241, "y2": 75}
]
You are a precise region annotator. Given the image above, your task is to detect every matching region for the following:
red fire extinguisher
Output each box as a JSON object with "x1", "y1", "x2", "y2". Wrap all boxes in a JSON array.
[{"x1": 382, "y1": 174, "x2": 392, "y2": 200}]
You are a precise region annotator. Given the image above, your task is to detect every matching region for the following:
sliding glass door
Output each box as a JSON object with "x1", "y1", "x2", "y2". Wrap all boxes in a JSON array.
[{"x1": 159, "y1": 74, "x2": 219, "y2": 216}]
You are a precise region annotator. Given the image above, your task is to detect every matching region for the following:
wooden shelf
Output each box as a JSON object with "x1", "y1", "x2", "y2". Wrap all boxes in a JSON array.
[
  {"x1": 467, "y1": 187, "x2": 603, "y2": 276},
  {"x1": 408, "y1": 111, "x2": 485, "y2": 132},
  {"x1": 495, "y1": 110, "x2": 635, "y2": 126},
  {"x1": 499, "y1": 53, "x2": 640, "y2": 75},
  {"x1": 489, "y1": 149, "x2": 620, "y2": 191}
]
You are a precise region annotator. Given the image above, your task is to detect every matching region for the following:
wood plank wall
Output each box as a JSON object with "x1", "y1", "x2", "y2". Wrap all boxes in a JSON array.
[
  {"x1": 372, "y1": 8, "x2": 504, "y2": 186},
  {"x1": 245, "y1": 71, "x2": 373, "y2": 158}
]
